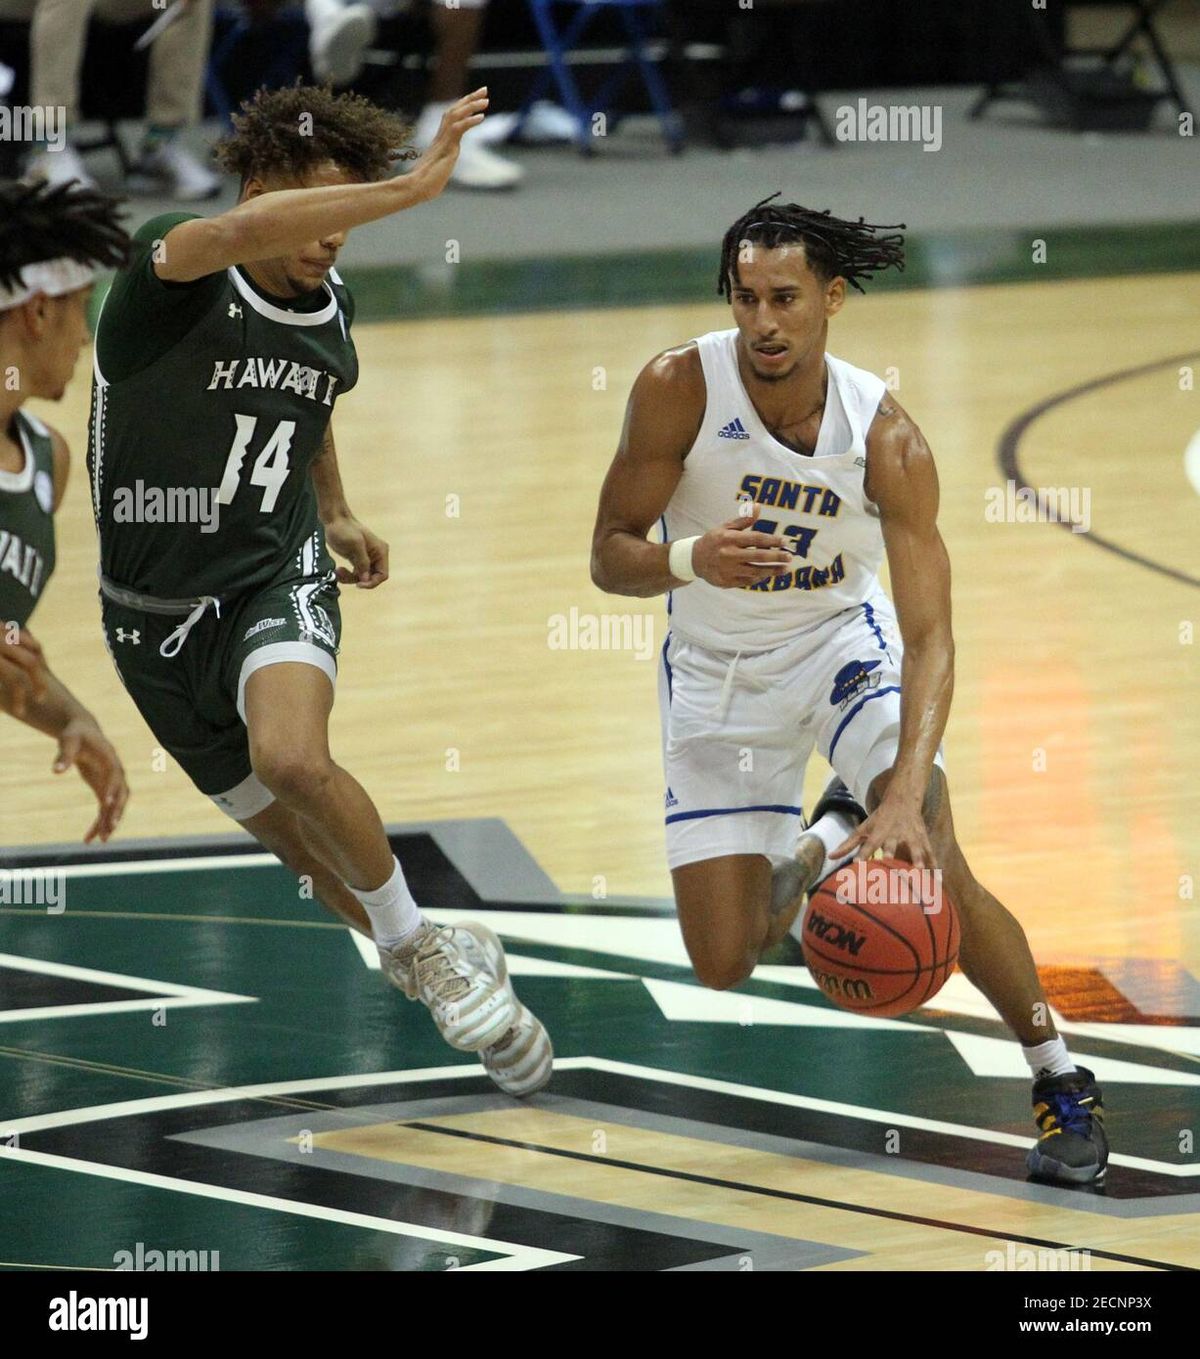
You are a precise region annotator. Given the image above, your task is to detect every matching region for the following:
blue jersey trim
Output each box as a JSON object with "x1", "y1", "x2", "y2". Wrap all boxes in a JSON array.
[
  {"x1": 661, "y1": 633, "x2": 673, "y2": 702},
  {"x1": 660, "y1": 513, "x2": 673, "y2": 616},
  {"x1": 827, "y1": 684, "x2": 901, "y2": 761},
  {"x1": 666, "y1": 803, "x2": 804, "y2": 825},
  {"x1": 862, "y1": 601, "x2": 887, "y2": 650}
]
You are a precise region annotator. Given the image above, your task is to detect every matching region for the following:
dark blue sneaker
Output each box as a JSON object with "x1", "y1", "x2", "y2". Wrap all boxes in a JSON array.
[
  {"x1": 809, "y1": 775, "x2": 866, "y2": 832},
  {"x1": 1026, "y1": 1065, "x2": 1108, "y2": 1184}
]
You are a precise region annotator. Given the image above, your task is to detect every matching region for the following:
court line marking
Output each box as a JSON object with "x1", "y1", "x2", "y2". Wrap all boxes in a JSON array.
[
  {"x1": 997, "y1": 348, "x2": 1200, "y2": 589},
  {"x1": 406, "y1": 1121, "x2": 1177, "y2": 1271},
  {"x1": 0, "y1": 1147, "x2": 576, "y2": 1273},
  {"x1": 1184, "y1": 426, "x2": 1200, "y2": 498},
  {"x1": 1, "y1": 854, "x2": 279, "y2": 880},
  {"x1": 575, "y1": 1058, "x2": 1199, "y2": 1177},
  {"x1": 0, "y1": 951, "x2": 255, "y2": 1025},
  {"x1": 2, "y1": 1057, "x2": 1193, "y2": 1176}
]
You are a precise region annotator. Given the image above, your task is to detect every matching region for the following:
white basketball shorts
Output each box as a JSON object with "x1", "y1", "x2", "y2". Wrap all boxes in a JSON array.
[{"x1": 657, "y1": 591, "x2": 945, "y2": 871}]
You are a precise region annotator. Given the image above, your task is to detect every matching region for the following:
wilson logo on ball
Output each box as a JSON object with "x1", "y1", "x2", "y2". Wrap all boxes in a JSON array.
[{"x1": 809, "y1": 967, "x2": 874, "y2": 1001}]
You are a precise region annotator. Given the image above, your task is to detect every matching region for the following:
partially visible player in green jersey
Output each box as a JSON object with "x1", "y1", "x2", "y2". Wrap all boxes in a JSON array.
[
  {"x1": 88, "y1": 84, "x2": 551, "y2": 1096},
  {"x1": 0, "y1": 179, "x2": 129, "y2": 842}
]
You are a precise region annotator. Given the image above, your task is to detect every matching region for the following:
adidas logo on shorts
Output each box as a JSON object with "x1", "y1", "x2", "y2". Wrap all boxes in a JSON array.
[{"x1": 717, "y1": 417, "x2": 750, "y2": 440}]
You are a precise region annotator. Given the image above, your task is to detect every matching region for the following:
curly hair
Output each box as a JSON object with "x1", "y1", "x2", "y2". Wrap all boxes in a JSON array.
[
  {"x1": 213, "y1": 81, "x2": 415, "y2": 186},
  {"x1": 719, "y1": 194, "x2": 906, "y2": 298},
  {"x1": 0, "y1": 178, "x2": 131, "y2": 292}
]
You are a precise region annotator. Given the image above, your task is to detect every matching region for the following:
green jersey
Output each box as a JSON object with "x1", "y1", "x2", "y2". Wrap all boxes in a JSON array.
[
  {"x1": 0, "y1": 408, "x2": 57, "y2": 629},
  {"x1": 88, "y1": 212, "x2": 358, "y2": 599}
]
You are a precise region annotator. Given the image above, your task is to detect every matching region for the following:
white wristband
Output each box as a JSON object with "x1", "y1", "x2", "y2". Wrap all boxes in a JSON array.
[{"x1": 668, "y1": 535, "x2": 700, "y2": 583}]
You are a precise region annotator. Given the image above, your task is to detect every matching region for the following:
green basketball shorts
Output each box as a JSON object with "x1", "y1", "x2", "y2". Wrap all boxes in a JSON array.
[{"x1": 100, "y1": 569, "x2": 340, "y2": 820}]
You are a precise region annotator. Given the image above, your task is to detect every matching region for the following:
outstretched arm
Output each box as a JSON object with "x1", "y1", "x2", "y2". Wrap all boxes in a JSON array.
[
  {"x1": 154, "y1": 90, "x2": 490, "y2": 282},
  {"x1": 835, "y1": 396, "x2": 953, "y2": 868},
  {"x1": 590, "y1": 347, "x2": 790, "y2": 597}
]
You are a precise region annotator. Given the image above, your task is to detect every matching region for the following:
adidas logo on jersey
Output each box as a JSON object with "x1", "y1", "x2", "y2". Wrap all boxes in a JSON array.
[
  {"x1": 664, "y1": 786, "x2": 678, "y2": 810},
  {"x1": 717, "y1": 417, "x2": 750, "y2": 440}
]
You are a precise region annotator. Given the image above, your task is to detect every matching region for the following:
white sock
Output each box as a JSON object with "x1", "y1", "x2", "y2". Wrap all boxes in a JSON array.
[
  {"x1": 1023, "y1": 1037, "x2": 1075, "y2": 1080},
  {"x1": 802, "y1": 810, "x2": 859, "y2": 886},
  {"x1": 354, "y1": 856, "x2": 423, "y2": 950}
]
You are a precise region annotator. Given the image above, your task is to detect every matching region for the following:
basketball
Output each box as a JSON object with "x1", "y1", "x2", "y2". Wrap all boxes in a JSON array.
[{"x1": 800, "y1": 858, "x2": 960, "y2": 1017}]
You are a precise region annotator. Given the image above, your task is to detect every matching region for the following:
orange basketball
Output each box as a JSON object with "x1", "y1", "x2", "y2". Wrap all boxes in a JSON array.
[{"x1": 800, "y1": 857, "x2": 960, "y2": 1017}]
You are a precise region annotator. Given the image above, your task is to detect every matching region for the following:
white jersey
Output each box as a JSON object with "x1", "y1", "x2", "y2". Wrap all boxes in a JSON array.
[{"x1": 662, "y1": 329, "x2": 888, "y2": 654}]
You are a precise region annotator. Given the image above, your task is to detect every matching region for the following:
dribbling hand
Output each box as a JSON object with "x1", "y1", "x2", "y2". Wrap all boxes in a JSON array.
[{"x1": 691, "y1": 502, "x2": 793, "y2": 589}]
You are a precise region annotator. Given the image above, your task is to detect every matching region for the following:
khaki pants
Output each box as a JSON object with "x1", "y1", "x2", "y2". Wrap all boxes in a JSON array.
[{"x1": 0, "y1": 0, "x2": 214, "y2": 128}]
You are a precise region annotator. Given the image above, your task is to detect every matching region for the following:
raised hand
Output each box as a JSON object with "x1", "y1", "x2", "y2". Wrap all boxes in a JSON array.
[{"x1": 410, "y1": 88, "x2": 490, "y2": 202}]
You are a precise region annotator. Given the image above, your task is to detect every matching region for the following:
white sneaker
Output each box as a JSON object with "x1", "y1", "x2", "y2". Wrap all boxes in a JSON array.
[
  {"x1": 26, "y1": 144, "x2": 97, "y2": 190},
  {"x1": 126, "y1": 141, "x2": 221, "y2": 201},
  {"x1": 310, "y1": 2, "x2": 377, "y2": 86},
  {"x1": 518, "y1": 101, "x2": 581, "y2": 144},
  {"x1": 481, "y1": 1004, "x2": 554, "y2": 1097},
  {"x1": 379, "y1": 921, "x2": 518, "y2": 1052},
  {"x1": 412, "y1": 101, "x2": 524, "y2": 190}
]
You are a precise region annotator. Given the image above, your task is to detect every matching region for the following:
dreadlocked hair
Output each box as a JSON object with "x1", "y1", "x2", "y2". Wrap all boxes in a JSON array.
[
  {"x1": 0, "y1": 178, "x2": 131, "y2": 292},
  {"x1": 213, "y1": 81, "x2": 415, "y2": 186},
  {"x1": 718, "y1": 194, "x2": 906, "y2": 298}
]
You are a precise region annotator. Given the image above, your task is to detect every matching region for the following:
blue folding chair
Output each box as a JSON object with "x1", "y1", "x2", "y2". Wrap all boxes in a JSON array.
[{"x1": 511, "y1": 0, "x2": 684, "y2": 155}]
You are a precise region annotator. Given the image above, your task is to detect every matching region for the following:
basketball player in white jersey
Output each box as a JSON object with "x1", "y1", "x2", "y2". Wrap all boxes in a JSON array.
[{"x1": 590, "y1": 197, "x2": 1107, "y2": 1185}]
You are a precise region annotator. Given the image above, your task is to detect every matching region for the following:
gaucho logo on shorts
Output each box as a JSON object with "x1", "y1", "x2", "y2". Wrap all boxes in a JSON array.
[{"x1": 829, "y1": 658, "x2": 882, "y2": 708}]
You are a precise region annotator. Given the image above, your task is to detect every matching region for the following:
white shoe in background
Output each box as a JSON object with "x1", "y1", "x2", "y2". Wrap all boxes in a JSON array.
[
  {"x1": 309, "y1": 1, "x2": 377, "y2": 86},
  {"x1": 126, "y1": 141, "x2": 221, "y2": 201},
  {"x1": 516, "y1": 100, "x2": 582, "y2": 144},
  {"x1": 26, "y1": 143, "x2": 98, "y2": 191},
  {"x1": 413, "y1": 100, "x2": 524, "y2": 190},
  {"x1": 472, "y1": 101, "x2": 581, "y2": 146}
]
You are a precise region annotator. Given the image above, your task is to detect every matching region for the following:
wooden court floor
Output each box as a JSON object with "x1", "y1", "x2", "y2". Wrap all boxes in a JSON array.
[{"x1": 1, "y1": 273, "x2": 1198, "y2": 1272}]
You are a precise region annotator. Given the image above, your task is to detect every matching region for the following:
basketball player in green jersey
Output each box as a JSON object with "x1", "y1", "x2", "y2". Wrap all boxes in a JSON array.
[
  {"x1": 88, "y1": 84, "x2": 550, "y2": 1096},
  {"x1": 0, "y1": 179, "x2": 129, "y2": 842}
]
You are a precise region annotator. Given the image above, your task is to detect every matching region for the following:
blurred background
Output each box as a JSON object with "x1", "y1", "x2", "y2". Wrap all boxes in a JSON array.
[{"x1": 1, "y1": 0, "x2": 1197, "y2": 291}]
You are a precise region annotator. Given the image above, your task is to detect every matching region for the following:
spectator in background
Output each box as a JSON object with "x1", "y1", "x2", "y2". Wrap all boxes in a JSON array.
[
  {"x1": 15, "y1": 0, "x2": 219, "y2": 199},
  {"x1": 306, "y1": 0, "x2": 528, "y2": 190}
]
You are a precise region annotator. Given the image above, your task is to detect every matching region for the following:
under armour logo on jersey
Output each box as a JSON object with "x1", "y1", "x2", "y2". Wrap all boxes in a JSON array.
[
  {"x1": 717, "y1": 417, "x2": 750, "y2": 440},
  {"x1": 228, "y1": 303, "x2": 242, "y2": 319},
  {"x1": 114, "y1": 628, "x2": 141, "y2": 645}
]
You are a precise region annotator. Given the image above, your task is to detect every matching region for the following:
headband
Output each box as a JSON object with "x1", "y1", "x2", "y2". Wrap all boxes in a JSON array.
[{"x1": 0, "y1": 256, "x2": 98, "y2": 312}]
